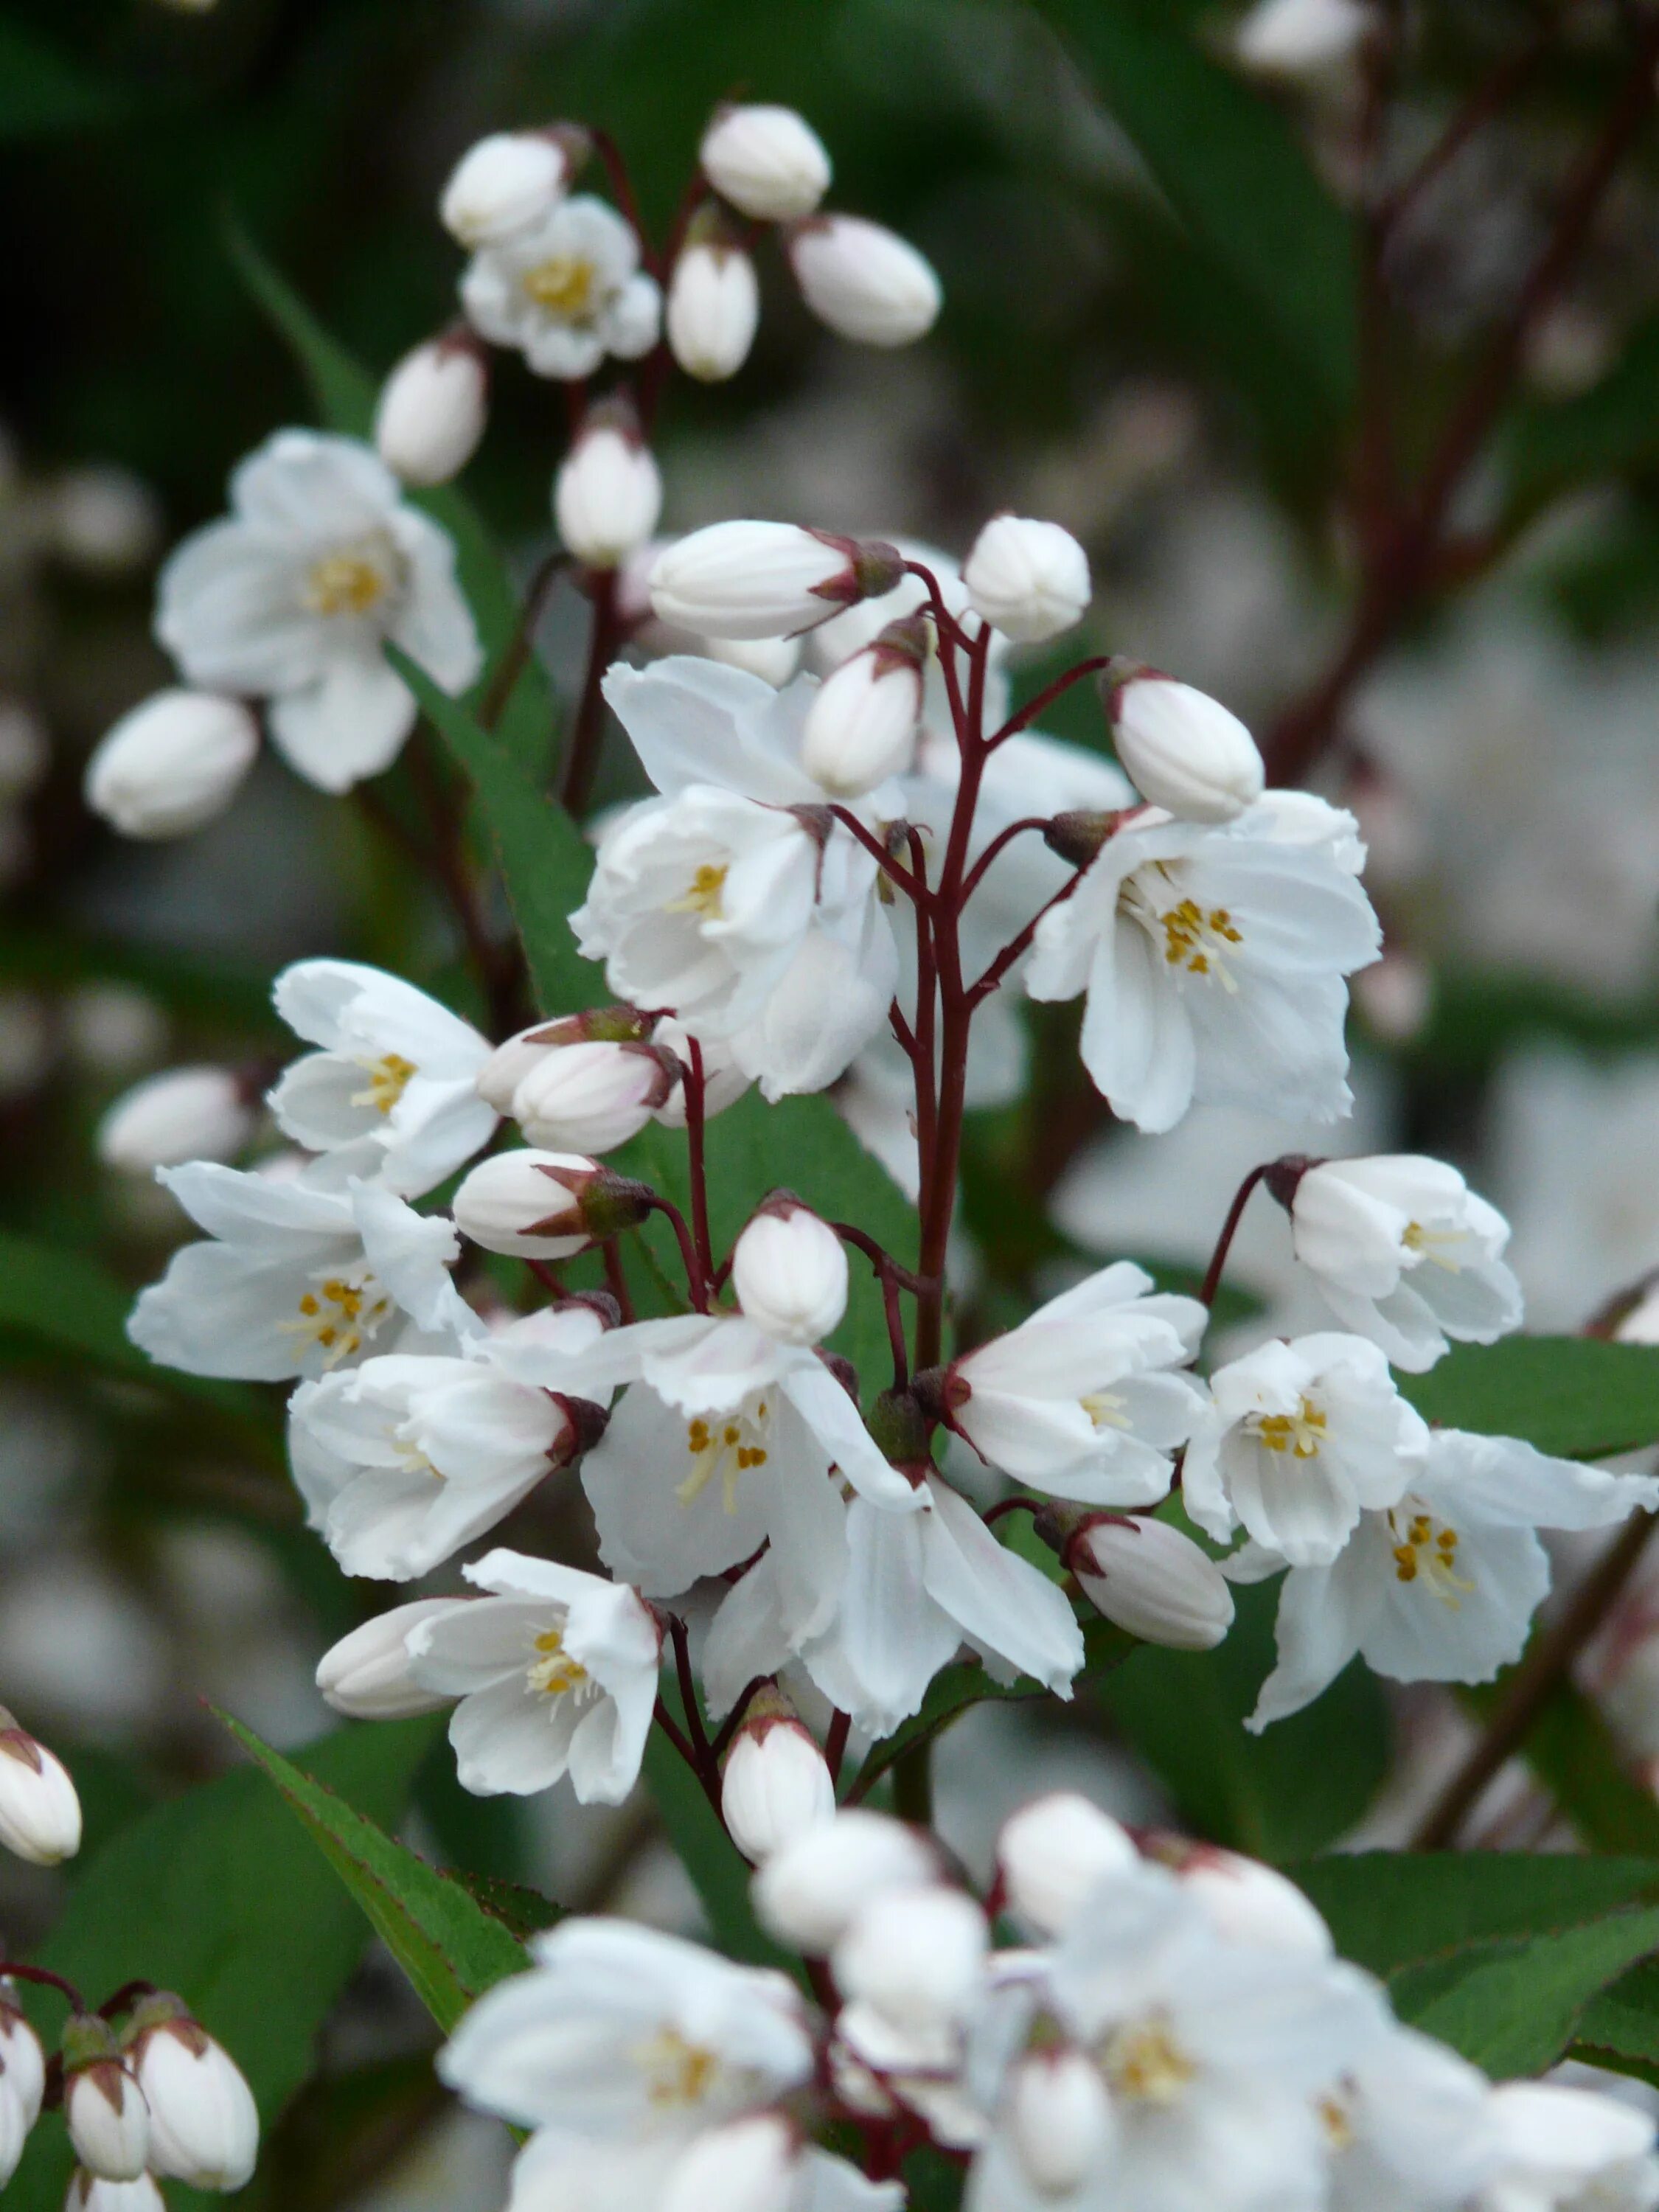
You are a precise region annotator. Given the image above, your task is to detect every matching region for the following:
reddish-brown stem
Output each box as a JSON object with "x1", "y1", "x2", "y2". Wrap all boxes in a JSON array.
[
  {"x1": 684, "y1": 1040, "x2": 714, "y2": 1294},
  {"x1": 709, "y1": 1679, "x2": 769, "y2": 1764},
  {"x1": 960, "y1": 818, "x2": 1052, "y2": 905},
  {"x1": 354, "y1": 782, "x2": 518, "y2": 1037},
  {"x1": 602, "y1": 1238, "x2": 636, "y2": 1323},
  {"x1": 827, "y1": 807, "x2": 931, "y2": 907},
  {"x1": 588, "y1": 129, "x2": 648, "y2": 258},
  {"x1": 826, "y1": 1708, "x2": 852, "y2": 1787},
  {"x1": 909, "y1": 838, "x2": 941, "y2": 1273},
  {"x1": 479, "y1": 552, "x2": 567, "y2": 734},
  {"x1": 560, "y1": 569, "x2": 622, "y2": 815},
  {"x1": 669, "y1": 1615, "x2": 712, "y2": 1761},
  {"x1": 653, "y1": 1695, "x2": 706, "y2": 1787},
  {"x1": 988, "y1": 657, "x2": 1113, "y2": 751},
  {"x1": 643, "y1": 1194, "x2": 711, "y2": 1312},
  {"x1": 98, "y1": 1980, "x2": 157, "y2": 2022},
  {"x1": 982, "y1": 1495, "x2": 1042, "y2": 1526},
  {"x1": 524, "y1": 1258, "x2": 568, "y2": 1300},
  {"x1": 0, "y1": 1963, "x2": 85, "y2": 2011},
  {"x1": 1379, "y1": 24, "x2": 1553, "y2": 239},
  {"x1": 1199, "y1": 1164, "x2": 1273, "y2": 1309},
  {"x1": 968, "y1": 870, "x2": 1084, "y2": 1007}
]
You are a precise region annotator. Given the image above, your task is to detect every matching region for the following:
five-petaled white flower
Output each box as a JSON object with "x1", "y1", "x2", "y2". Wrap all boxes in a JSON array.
[
  {"x1": 156, "y1": 431, "x2": 481, "y2": 792},
  {"x1": 459, "y1": 195, "x2": 661, "y2": 379}
]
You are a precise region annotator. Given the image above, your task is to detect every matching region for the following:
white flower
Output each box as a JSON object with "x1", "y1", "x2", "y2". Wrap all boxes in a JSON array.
[
  {"x1": 662, "y1": 2113, "x2": 798, "y2": 2212},
  {"x1": 439, "y1": 130, "x2": 577, "y2": 248},
  {"x1": 1324, "y1": 2022, "x2": 1499, "y2": 2212},
  {"x1": 667, "y1": 237, "x2": 761, "y2": 382},
  {"x1": 554, "y1": 413, "x2": 664, "y2": 568},
  {"x1": 66, "y1": 2177, "x2": 167, "y2": 2212},
  {"x1": 995, "y1": 1792, "x2": 1138, "y2": 1938},
  {"x1": 1105, "y1": 665, "x2": 1265, "y2": 824},
  {"x1": 800, "y1": 620, "x2": 925, "y2": 796},
  {"x1": 1288, "y1": 1155, "x2": 1523, "y2": 1372},
  {"x1": 511, "y1": 1038, "x2": 674, "y2": 1152},
  {"x1": 650, "y1": 524, "x2": 901, "y2": 641},
  {"x1": 1165, "y1": 1846, "x2": 1332, "y2": 1957},
  {"x1": 83, "y1": 689, "x2": 260, "y2": 838},
  {"x1": 0, "y1": 1719, "x2": 81, "y2": 1864},
  {"x1": 1067, "y1": 1514, "x2": 1236, "y2": 1650},
  {"x1": 945, "y1": 1263, "x2": 1208, "y2": 1505},
  {"x1": 1238, "y1": 1428, "x2": 1659, "y2": 1728},
  {"x1": 315, "y1": 1598, "x2": 464, "y2": 1717},
  {"x1": 1236, "y1": 0, "x2": 1374, "y2": 77},
  {"x1": 787, "y1": 217, "x2": 941, "y2": 347},
  {"x1": 1026, "y1": 798, "x2": 1382, "y2": 1135},
  {"x1": 128, "y1": 1166, "x2": 477, "y2": 1380},
  {"x1": 1184, "y1": 1332, "x2": 1427, "y2": 1568},
  {"x1": 963, "y1": 515, "x2": 1091, "y2": 645},
  {"x1": 97, "y1": 1067, "x2": 254, "y2": 1173},
  {"x1": 834, "y1": 1884, "x2": 989, "y2": 2033},
  {"x1": 700, "y1": 105, "x2": 831, "y2": 221},
  {"x1": 129, "y1": 2003, "x2": 258, "y2": 2191},
  {"x1": 720, "y1": 1702, "x2": 835, "y2": 1863},
  {"x1": 650, "y1": 1016, "x2": 753, "y2": 1126},
  {"x1": 1479, "y1": 2081, "x2": 1659, "y2": 2212},
  {"x1": 65, "y1": 2045, "x2": 149, "y2": 2183},
  {"x1": 731, "y1": 1202, "x2": 848, "y2": 1346},
  {"x1": 1001, "y1": 2045, "x2": 1116, "y2": 2199},
  {"x1": 156, "y1": 431, "x2": 481, "y2": 792},
  {"x1": 374, "y1": 333, "x2": 488, "y2": 487},
  {"x1": 288, "y1": 1303, "x2": 614, "y2": 1579},
  {"x1": 406, "y1": 1548, "x2": 660, "y2": 1803},
  {"x1": 460, "y1": 195, "x2": 661, "y2": 379},
  {"x1": 451, "y1": 1147, "x2": 631, "y2": 1258},
  {"x1": 753, "y1": 1808, "x2": 941, "y2": 1953},
  {"x1": 268, "y1": 959, "x2": 497, "y2": 1197}
]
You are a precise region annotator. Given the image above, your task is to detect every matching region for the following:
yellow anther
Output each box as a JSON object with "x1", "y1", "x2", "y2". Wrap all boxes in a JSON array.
[
  {"x1": 1253, "y1": 1397, "x2": 1328, "y2": 1460},
  {"x1": 303, "y1": 552, "x2": 388, "y2": 617},
  {"x1": 1388, "y1": 1501, "x2": 1475, "y2": 1601},
  {"x1": 350, "y1": 1052, "x2": 417, "y2": 1117},
  {"x1": 1102, "y1": 2018, "x2": 1194, "y2": 2104},
  {"x1": 525, "y1": 1627, "x2": 588, "y2": 1699},
  {"x1": 633, "y1": 2028, "x2": 718, "y2": 2107},
  {"x1": 521, "y1": 255, "x2": 597, "y2": 316},
  {"x1": 666, "y1": 863, "x2": 728, "y2": 919}
]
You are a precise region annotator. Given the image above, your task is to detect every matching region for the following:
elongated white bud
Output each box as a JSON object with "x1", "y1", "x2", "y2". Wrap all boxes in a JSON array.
[
  {"x1": 787, "y1": 216, "x2": 941, "y2": 347},
  {"x1": 731, "y1": 1198, "x2": 848, "y2": 1345},
  {"x1": 1103, "y1": 661, "x2": 1264, "y2": 824},
  {"x1": 555, "y1": 403, "x2": 663, "y2": 571},
  {"x1": 963, "y1": 514, "x2": 1090, "y2": 644},
  {"x1": 0, "y1": 1719, "x2": 81, "y2": 1865},
  {"x1": 0, "y1": 2077, "x2": 31, "y2": 2190},
  {"x1": 650, "y1": 523, "x2": 904, "y2": 641},
  {"x1": 800, "y1": 616, "x2": 925, "y2": 795},
  {"x1": 374, "y1": 333, "x2": 488, "y2": 487},
  {"x1": 63, "y1": 2025, "x2": 148, "y2": 2183},
  {"x1": 453, "y1": 1150, "x2": 650, "y2": 1256},
  {"x1": 667, "y1": 226, "x2": 761, "y2": 383},
  {"x1": 995, "y1": 1792, "x2": 1136, "y2": 1936},
  {"x1": 128, "y1": 1999, "x2": 258, "y2": 2192},
  {"x1": 700, "y1": 104, "x2": 831, "y2": 221},
  {"x1": 476, "y1": 1006, "x2": 651, "y2": 1114},
  {"x1": 97, "y1": 1067, "x2": 254, "y2": 1173},
  {"x1": 720, "y1": 1691, "x2": 835, "y2": 1863},
  {"x1": 1006, "y1": 2047, "x2": 1116, "y2": 2197},
  {"x1": 661, "y1": 2113, "x2": 797, "y2": 2212},
  {"x1": 85, "y1": 690, "x2": 259, "y2": 840},
  {"x1": 66, "y1": 2172, "x2": 166, "y2": 2212},
  {"x1": 1156, "y1": 1840, "x2": 1333, "y2": 1956},
  {"x1": 833, "y1": 1884, "x2": 988, "y2": 2031},
  {"x1": 316, "y1": 1601, "x2": 462, "y2": 1719},
  {"x1": 0, "y1": 1991, "x2": 46, "y2": 2128},
  {"x1": 511, "y1": 1041, "x2": 675, "y2": 1154},
  {"x1": 1067, "y1": 1514, "x2": 1235, "y2": 1651},
  {"x1": 754, "y1": 1809, "x2": 939, "y2": 1952},
  {"x1": 439, "y1": 127, "x2": 585, "y2": 248}
]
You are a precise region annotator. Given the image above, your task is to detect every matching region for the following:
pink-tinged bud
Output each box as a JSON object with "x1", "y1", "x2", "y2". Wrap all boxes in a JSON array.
[
  {"x1": 963, "y1": 515, "x2": 1090, "y2": 644},
  {"x1": 1066, "y1": 1515, "x2": 1234, "y2": 1652},
  {"x1": 63, "y1": 2023, "x2": 148, "y2": 2183},
  {"x1": 700, "y1": 104, "x2": 831, "y2": 222},
  {"x1": 731, "y1": 1198, "x2": 848, "y2": 1346},
  {"x1": 452, "y1": 1150, "x2": 650, "y2": 1256},
  {"x1": 315, "y1": 1599, "x2": 467, "y2": 1719},
  {"x1": 374, "y1": 332, "x2": 488, "y2": 487},
  {"x1": 754, "y1": 1809, "x2": 940, "y2": 1952},
  {"x1": 84, "y1": 689, "x2": 259, "y2": 841},
  {"x1": 787, "y1": 216, "x2": 941, "y2": 347},
  {"x1": 1152, "y1": 1840, "x2": 1333, "y2": 1957},
  {"x1": 554, "y1": 403, "x2": 663, "y2": 570},
  {"x1": 96, "y1": 1066, "x2": 255, "y2": 1173},
  {"x1": 0, "y1": 1988, "x2": 46, "y2": 2128},
  {"x1": 667, "y1": 217, "x2": 761, "y2": 383},
  {"x1": 439, "y1": 127, "x2": 588, "y2": 248},
  {"x1": 1102, "y1": 661, "x2": 1264, "y2": 824},
  {"x1": 832, "y1": 1883, "x2": 988, "y2": 2031},
  {"x1": 128, "y1": 1997, "x2": 259, "y2": 2191},
  {"x1": 800, "y1": 618, "x2": 925, "y2": 795},
  {"x1": 996, "y1": 1792, "x2": 1137, "y2": 1936},
  {"x1": 511, "y1": 1041, "x2": 675, "y2": 1155},
  {"x1": 650, "y1": 522, "x2": 905, "y2": 641},
  {"x1": 66, "y1": 2172, "x2": 166, "y2": 2212},
  {"x1": 0, "y1": 1719, "x2": 81, "y2": 1865},
  {"x1": 1006, "y1": 2045, "x2": 1116, "y2": 2197},
  {"x1": 661, "y1": 2113, "x2": 798, "y2": 2212},
  {"x1": 720, "y1": 1689, "x2": 835, "y2": 1863}
]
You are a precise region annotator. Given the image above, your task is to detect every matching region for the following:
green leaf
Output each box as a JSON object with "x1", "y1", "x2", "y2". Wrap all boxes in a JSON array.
[
  {"x1": 1034, "y1": 0, "x2": 1357, "y2": 416},
  {"x1": 0, "y1": 20, "x2": 127, "y2": 138},
  {"x1": 1510, "y1": 1685, "x2": 1659, "y2": 1854},
  {"x1": 5, "y1": 1717, "x2": 437, "y2": 2212},
  {"x1": 1400, "y1": 1338, "x2": 1659, "y2": 1460},
  {"x1": 1579, "y1": 1957, "x2": 1659, "y2": 2071},
  {"x1": 222, "y1": 1712, "x2": 540, "y2": 2035}
]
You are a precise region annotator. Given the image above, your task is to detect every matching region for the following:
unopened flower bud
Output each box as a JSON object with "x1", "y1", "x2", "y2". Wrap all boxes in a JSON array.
[
  {"x1": 1154, "y1": 1840, "x2": 1332, "y2": 1956},
  {"x1": 1102, "y1": 661, "x2": 1264, "y2": 824},
  {"x1": 720, "y1": 1688, "x2": 835, "y2": 1863},
  {"x1": 554, "y1": 404, "x2": 663, "y2": 571},
  {"x1": 1006, "y1": 2046, "x2": 1116, "y2": 2196},
  {"x1": 832, "y1": 1884, "x2": 987, "y2": 2031},
  {"x1": 477, "y1": 1007, "x2": 652, "y2": 1113},
  {"x1": 754, "y1": 1808, "x2": 939, "y2": 1953},
  {"x1": 63, "y1": 2023, "x2": 148, "y2": 2183},
  {"x1": 97, "y1": 1067, "x2": 254, "y2": 1174},
  {"x1": 650, "y1": 523, "x2": 904, "y2": 641},
  {"x1": 66, "y1": 2173, "x2": 166, "y2": 2212},
  {"x1": 787, "y1": 216, "x2": 941, "y2": 347},
  {"x1": 511, "y1": 1041, "x2": 675, "y2": 1154},
  {"x1": 0, "y1": 1989, "x2": 46, "y2": 2127},
  {"x1": 731, "y1": 1199, "x2": 848, "y2": 1346},
  {"x1": 374, "y1": 333, "x2": 488, "y2": 487},
  {"x1": 0, "y1": 2079, "x2": 31, "y2": 2190},
  {"x1": 453, "y1": 1150, "x2": 650, "y2": 1256},
  {"x1": 661, "y1": 2113, "x2": 797, "y2": 2212},
  {"x1": 996, "y1": 1792, "x2": 1136, "y2": 1936},
  {"x1": 127, "y1": 1997, "x2": 258, "y2": 2191},
  {"x1": 800, "y1": 618, "x2": 925, "y2": 795},
  {"x1": 439, "y1": 127, "x2": 586, "y2": 248},
  {"x1": 316, "y1": 1601, "x2": 462, "y2": 1719},
  {"x1": 1065, "y1": 1514, "x2": 1234, "y2": 1652},
  {"x1": 1236, "y1": 0, "x2": 1374, "y2": 77},
  {"x1": 667, "y1": 218, "x2": 761, "y2": 383},
  {"x1": 49, "y1": 468, "x2": 161, "y2": 576},
  {"x1": 700, "y1": 104, "x2": 831, "y2": 221},
  {"x1": 0, "y1": 1718, "x2": 81, "y2": 1865},
  {"x1": 963, "y1": 515, "x2": 1090, "y2": 644},
  {"x1": 85, "y1": 690, "x2": 260, "y2": 841}
]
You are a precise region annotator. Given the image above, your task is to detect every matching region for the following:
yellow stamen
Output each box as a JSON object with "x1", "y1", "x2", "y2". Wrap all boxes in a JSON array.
[
  {"x1": 350, "y1": 1052, "x2": 417, "y2": 1117},
  {"x1": 279, "y1": 1269, "x2": 392, "y2": 1369},
  {"x1": 521, "y1": 255, "x2": 597, "y2": 316},
  {"x1": 1252, "y1": 1397, "x2": 1328, "y2": 1460},
  {"x1": 666, "y1": 863, "x2": 728, "y2": 920},
  {"x1": 1101, "y1": 2017, "x2": 1194, "y2": 2104},
  {"x1": 1081, "y1": 1390, "x2": 1128, "y2": 1430},
  {"x1": 676, "y1": 1399, "x2": 771, "y2": 1512},
  {"x1": 303, "y1": 552, "x2": 389, "y2": 617},
  {"x1": 1387, "y1": 1500, "x2": 1475, "y2": 1603},
  {"x1": 632, "y1": 2028, "x2": 718, "y2": 2107},
  {"x1": 1402, "y1": 1220, "x2": 1466, "y2": 1272},
  {"x1": 525, "y1": 1627, "x2": 588, "y2": 1698}
]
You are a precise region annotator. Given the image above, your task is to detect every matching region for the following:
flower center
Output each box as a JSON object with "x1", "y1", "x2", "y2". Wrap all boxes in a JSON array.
[
  {"x1": 667, "y1": 863, "x2": 728, "y2": 920},
  {"x1": 1402, "y1": 1220, "x2": 1467, "y2": 1272},
  {"x1": 1251, "y1": 1396, "x2": 1327, "y2": 1460},
  {"x1": 632, "y1": 2028, "x2": 720, "y2": 2109},
  {"x1": 281, "y1": 1268, "x2": 392, "y2": 1368},
  {"x1": 677, "y1": 1397, "x2": 770, "y2": 1512},
  {"x1": 1387, "y1": 1502, "x2": 1475, "y2": 1603},
  {"x1": 521, "y1": 254, "x2": 597, "y2": 316},
  {"x1": 1121, "y1": 866, "x2": 1242, "y2": 990},
  {"x1": 524, "y1": 1626, "x2": 590, "y2": 1698},
  {"x1": 1101, "y1": 2017, "x2": 1194, "y2": 2105},
  {"x1": 302, "y1": 543, "x2": 394, "y2": 618},
  {"x1": 1319, "y1": 2090, "x2": 1356, "y2": 2152},
  {"x1": 1081, "y1": 1389, "x2": 1129, "y2": 1430},
  {"x1": 350, "y1": 1053, "x2": 418, "y2": 1117}
]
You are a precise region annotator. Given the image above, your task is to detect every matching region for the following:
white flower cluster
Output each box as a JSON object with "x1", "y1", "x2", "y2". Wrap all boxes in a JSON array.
[{"x1": 436, "y1": 1795, "x2": 1659, "y2": 2212}]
